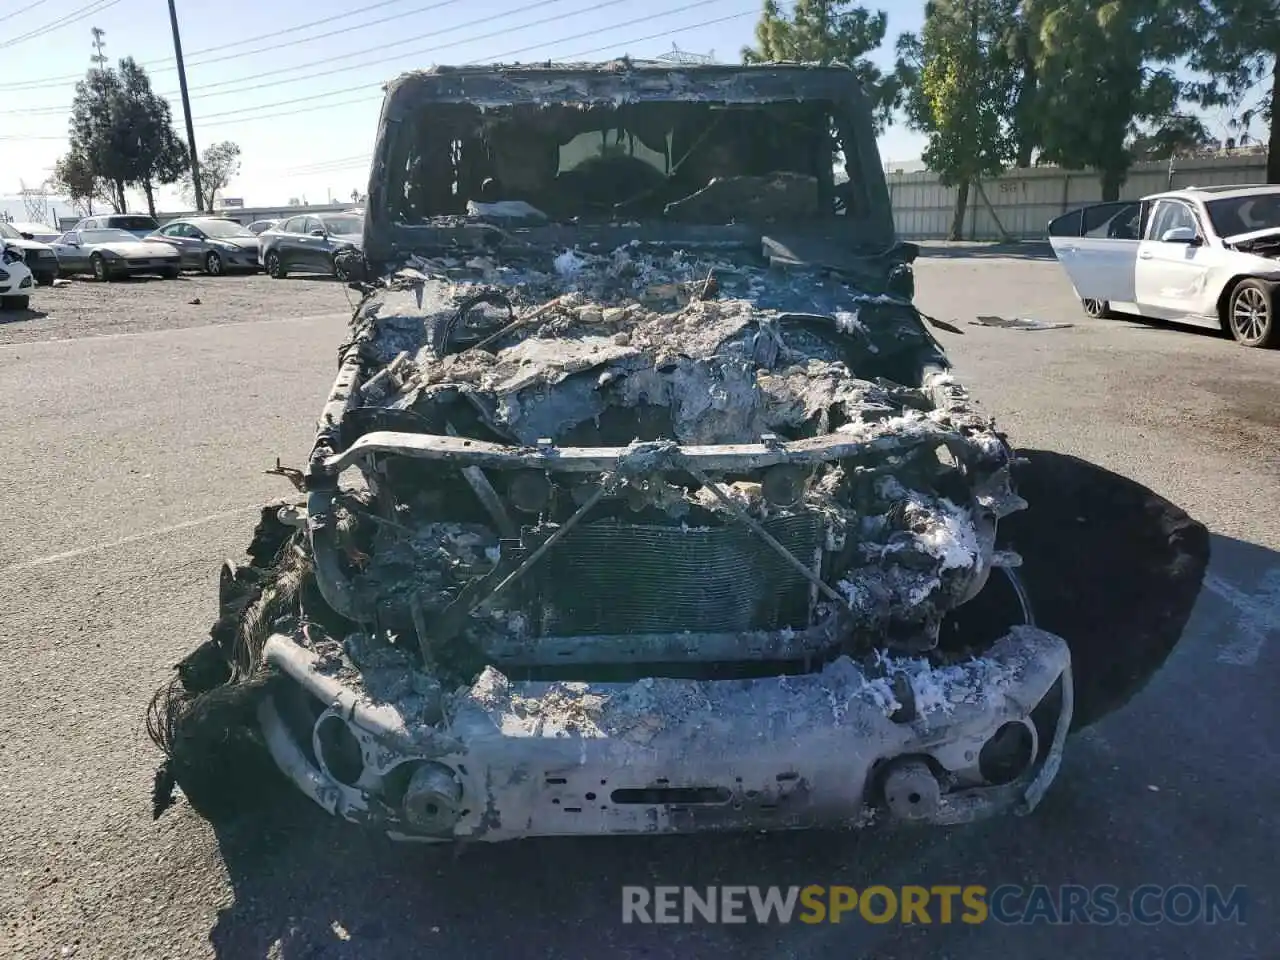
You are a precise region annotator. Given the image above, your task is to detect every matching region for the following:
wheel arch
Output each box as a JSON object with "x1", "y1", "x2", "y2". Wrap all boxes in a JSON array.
[{"x1": 1215, "y1": 273, "x2": 1265, "y2": 331}]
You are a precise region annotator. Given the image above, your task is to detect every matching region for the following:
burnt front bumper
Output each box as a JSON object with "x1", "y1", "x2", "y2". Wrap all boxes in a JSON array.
[{"x1": 257, "y1": 626, "x2": 1072, "y2": 842}]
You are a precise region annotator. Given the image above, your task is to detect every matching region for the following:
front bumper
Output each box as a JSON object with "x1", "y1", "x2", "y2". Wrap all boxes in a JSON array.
[
  {"x1": 115, "y1": 258, "x2": 179, "y2": 274},
  {"x1": 257, "y1": 625, "x2": 1072, "y2": 842}
]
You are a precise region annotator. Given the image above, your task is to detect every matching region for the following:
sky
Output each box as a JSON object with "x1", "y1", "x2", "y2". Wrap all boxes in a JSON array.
[{"x1": 0, "y1": 0, "x2": 931, "y2": 222}]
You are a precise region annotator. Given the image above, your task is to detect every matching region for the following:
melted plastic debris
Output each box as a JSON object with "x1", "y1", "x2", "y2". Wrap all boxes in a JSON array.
[
  {"x1": 873, "y1": 651, "x2": 1011, "y2": 716},
  {"x1": 554, "y1": 249, "x2": 586, "y2": 276},
  {"x1": 970, "y1": 315, "x2": 1073, "y2": 331},
  {"x1": 910, "y1": 497, "x2": 980, "y2": 571}
]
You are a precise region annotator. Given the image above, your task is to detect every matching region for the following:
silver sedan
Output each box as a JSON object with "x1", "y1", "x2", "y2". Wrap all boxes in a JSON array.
[
  {"x1": 145, "y1": 217, "x2": 262, "y2": 275},
  {"x1": 49, "y1": 228, "x2": 182, "y2": 281}
]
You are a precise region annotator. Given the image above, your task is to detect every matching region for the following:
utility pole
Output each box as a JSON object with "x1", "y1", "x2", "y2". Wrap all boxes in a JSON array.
[{"x1": 167, "y1": 0, "x2": 204, "y2": 211}]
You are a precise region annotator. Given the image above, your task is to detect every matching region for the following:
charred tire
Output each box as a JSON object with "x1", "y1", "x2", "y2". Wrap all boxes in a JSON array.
[
  {"x1": 1001, "y1": 449, "x2": 1210, "y2": 731},
  {"x1": 1225, "y1": 278, "x2": 1278, "y2": 347},
  {"x1": 205, "y1": 251, "x2": 224, "y2": 276},
  {"x1": 0, "y1": 294, "x2": 30, "y2": 311},
  {"x1": 161, "y1": 267, "x2": 180, "y2": 279},
  {"x1": 265, "y1": 250, "x2": 286, "y2": 279},
  {"x1": 91, "y1": 253, "x2": 111, "y2": 282},
  {"x1": 159, "y1": 675, "x2": 290, "y2": 823},
  {"x1": 34, "y1": 272, "x2": 56, "y2": 286},
  {"x1": 1081, "y1": 298, "x2": 1110, "y2": 319},
  {"x1": 247, "y1": 501, "x2": 297, "y2": 568}
]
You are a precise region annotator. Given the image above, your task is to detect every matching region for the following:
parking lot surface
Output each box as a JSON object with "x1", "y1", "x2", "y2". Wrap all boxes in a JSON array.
[
  {"x1": 0, "y1": 273, "x2": 352, "y2": 345},
  {"x1": 1, "y1": 249, "x2": 1276, "y2": 959}
]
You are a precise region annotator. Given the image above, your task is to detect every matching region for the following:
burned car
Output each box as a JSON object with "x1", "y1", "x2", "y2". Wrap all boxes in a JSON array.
[{"x1": 149, "y1": 62, "x2": 1209, "y2": 840}]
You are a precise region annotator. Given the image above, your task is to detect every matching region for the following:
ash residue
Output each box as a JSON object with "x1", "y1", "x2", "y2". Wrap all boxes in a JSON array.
[
  {"x1": 353, "y1": 243, "x2": 942, "y2": 448},
  {"x1": 448, "y1": 651, "x2": 1019, "y2": 745}
]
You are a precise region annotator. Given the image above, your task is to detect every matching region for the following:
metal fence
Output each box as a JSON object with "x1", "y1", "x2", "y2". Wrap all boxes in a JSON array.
[{"x1": 888, "y1": 153, "x2": 1271, "y2": 241}]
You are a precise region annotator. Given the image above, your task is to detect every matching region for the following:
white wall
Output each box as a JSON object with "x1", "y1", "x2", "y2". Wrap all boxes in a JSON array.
[{"x1": 889, "y1": 152, "x2": 1271, "y2": 241}]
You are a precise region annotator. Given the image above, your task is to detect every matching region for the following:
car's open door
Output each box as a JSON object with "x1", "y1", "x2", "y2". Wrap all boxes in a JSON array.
[{"x1": 1048, "y1": 201, "x2": 1142, "y2": 304}]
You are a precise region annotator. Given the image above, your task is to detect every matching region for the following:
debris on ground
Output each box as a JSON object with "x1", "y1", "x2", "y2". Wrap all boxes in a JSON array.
[{"x1": 970, "y1": 315, "x2": 1074, "y2": 331}]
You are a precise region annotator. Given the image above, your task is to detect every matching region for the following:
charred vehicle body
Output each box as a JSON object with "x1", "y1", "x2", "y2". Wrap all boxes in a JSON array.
[{"x1": 149, "y1": 62, "x2": 1210, "y2": 841}]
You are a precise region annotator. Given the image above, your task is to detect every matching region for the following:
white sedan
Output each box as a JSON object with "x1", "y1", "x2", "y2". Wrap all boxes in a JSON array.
[
  {"x1": 1048, "y1": 184, "x2": 1280, "y2": 347},
  {"x1": 0, "y1": 241, "x2": 35, "y2": 310}
]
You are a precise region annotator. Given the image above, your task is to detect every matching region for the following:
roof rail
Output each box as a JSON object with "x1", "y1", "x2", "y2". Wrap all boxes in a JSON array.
[{"x1": 1182, "y1": 182, "x2": 1277, "y2": 193}]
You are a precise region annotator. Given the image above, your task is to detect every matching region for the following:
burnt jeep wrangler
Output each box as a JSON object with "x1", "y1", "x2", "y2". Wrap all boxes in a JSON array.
[{"x1": 148, "y1": 61, "x2": 1209, "y2": 842}]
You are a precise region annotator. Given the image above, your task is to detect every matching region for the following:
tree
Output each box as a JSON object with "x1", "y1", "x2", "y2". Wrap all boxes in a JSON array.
[
  {"x1": 1031, "y1": 0, "x2": 1192, "y2": 201},
  {"x1": 50, "y1": 149, "x2": 115, "y2": 216},
  {"x1": 1186, "y1": 0, "x2": 1280, "y2": 181},
  {"x1": 180, "y1": 141, "x2": 241, "y2": 211},
  {"x1": 115, "y1": 58, "x2": 189, "y2": 217},
  {"x1": 743, "y1": 0, "x2": 903, "y2": 132},
  {"x1": 66, "y1": 57, "x2": 189, "y2": 215},
  {"x1": 1002, "y1": 1, "x2": 1045, "y2": 167},
  {"x1": 897, "y1": 0, "x2": 1018, "y2": 239},
  {"x1": 1130, "y1": 115, "x2": 1218, "y2": 160},
  {"x1": 68, "y1": 66, "x2": 128, "y2": 212}
]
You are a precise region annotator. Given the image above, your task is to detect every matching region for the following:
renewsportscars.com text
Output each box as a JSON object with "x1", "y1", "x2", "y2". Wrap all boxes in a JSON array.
[{"x1": 621, "y1": 884, "x2": 1248, "y2": 926}]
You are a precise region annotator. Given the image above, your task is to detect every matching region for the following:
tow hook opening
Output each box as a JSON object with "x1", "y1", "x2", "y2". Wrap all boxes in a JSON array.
[
  {"x1": 880, "y1": 757, "x2": 942, "y2": 821},
  {"x1": 402, "y1": 761, "x2": 465, "y2": 833},
  {"x1": 979, "y1": 720, "x2": 1038, "y2": 786}
]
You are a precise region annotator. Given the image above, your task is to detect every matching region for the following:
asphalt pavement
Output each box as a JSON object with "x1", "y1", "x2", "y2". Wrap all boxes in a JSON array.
[{"x1": 1, "y1": 252, "x2": 1276, "y2": 959}]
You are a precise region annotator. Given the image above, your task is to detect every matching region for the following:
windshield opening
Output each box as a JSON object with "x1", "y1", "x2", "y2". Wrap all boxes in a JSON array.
[
  {"x1": 387, "y1": 99, "x2": 864, "y2": 227},
  {"x1": 82, "y1": 229, "x2": 138, "y2": 244},
  {"x1": 198, "y1": 219, "x2": 255, "y2": 238},
  {"x1": 1206, "y1": 193, "x2": 1280, "y2": 238},
  {"x1": 110, "y1": 215, "x2": 159, "y2": 231},
  {"x1": 320, "y1": 214, "x2": 363, "y2": 235}
]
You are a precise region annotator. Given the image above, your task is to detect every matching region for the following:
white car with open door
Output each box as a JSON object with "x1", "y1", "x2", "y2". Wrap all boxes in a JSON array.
[{"x1": 1047, "y1": 184, "x2": 1280, "y2": 347}]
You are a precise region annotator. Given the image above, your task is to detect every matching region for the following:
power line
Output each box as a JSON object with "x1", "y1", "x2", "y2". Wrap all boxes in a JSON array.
[
  {"x1": 176, "y1": 0, "x2": 578, "y2": 99},
  {"x1": 182, "y1": 0, "x2": 425, "y2": 60},
  {"x1": 0, "y1": 0, "x2": 126, "y2": 51},
  {"x1": 1, "y1": 0, "x2": 567, "y2": 118},
  {"x1": 6, "y1": 0, "x2": 58, "y2": 17},
  {"x1": 190, "y1": 0, "x2": 655, "y2": 123},
  {"x1": 192, "y1": 1, "x2": 762, "y2": 130},
  {"x1": 0, "y1": 0, "x2": 465, "y2": 90}
]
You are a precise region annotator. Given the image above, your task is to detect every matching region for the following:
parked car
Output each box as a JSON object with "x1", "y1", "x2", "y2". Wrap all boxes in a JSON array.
[
  {"x1": 145, "y1": 216, "x2": 262, "y2": 275},
  {"x1": 246, "y1": 219, "x2": 280, "y2": 235},
  {"x1": 6, "y1": 221, "x2": 60, "y2": 244},
  {"x1": 50, "y1": 227, "x2": 181, "y2": 281},
  {"x1": 258, "y1": 212, "x2": 363, "y2": 279},
  {"x1": 0, "y1": 241, "x2": 34, "y2": 309},
  {"x1": 0, "y1": 220, "x2": 59, "y2": 285},
  {"x1": 71, "y1": 213, "x2": 161, "y2": 239},
  {"x1": 1048, "y1": 183, "x2": 1280, "y2": 347}
]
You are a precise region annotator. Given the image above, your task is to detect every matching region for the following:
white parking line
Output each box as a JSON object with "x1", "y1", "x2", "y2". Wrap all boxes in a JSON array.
[
  {"x1": 1206, "y1": 570, "x2": 1280, "y2": 666},
  {"x1": 0, "y1": 310, "x2": 351, "y2": 350},
  {"x1": 0, "y1": 506, "x2": 263, "y2": 575}
]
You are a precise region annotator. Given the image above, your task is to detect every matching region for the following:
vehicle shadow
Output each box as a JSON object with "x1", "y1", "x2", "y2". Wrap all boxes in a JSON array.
[
  {"x1": 0, "y1": 306, "x2": 50, "y2": 323},
  {"x1": 913, "y1": 241, "x2": 1055, "y2": 262},
  {"x1": 203, "y1": 529, "x2": 1277, "y2": 960},
  {"x1": 1117, "y1": 315, "x2": 1229, "y2": 341}
]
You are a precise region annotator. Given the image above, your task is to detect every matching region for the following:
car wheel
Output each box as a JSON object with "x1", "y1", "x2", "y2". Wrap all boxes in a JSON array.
[
  {"x1": 205, "y1": 251, "x2": 224, "y2": 276},
  {"x1": 1081, "y1": 298, "x2": 1110, "y2": 318},
  {"x1": 0, "y1": 294, "x2": 30, "y2": 311},
  {"x1": 91, "y1": 253, "x2": 111, "y2": 282},
  {"x1": 265, "y1": 250, "x2": 286, "y2": 279},
  {"x1": 1226, "y1": 278, "x2": 1278, "y2": 347},
  {"x1": 34, "y1": 272, "x2": 56, "y2": 287},
  {"x1": 161, "y1": 267, "x2": 181, "y2": 279}
]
